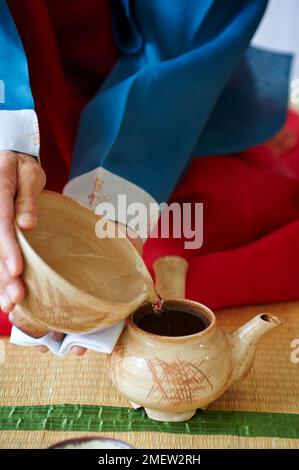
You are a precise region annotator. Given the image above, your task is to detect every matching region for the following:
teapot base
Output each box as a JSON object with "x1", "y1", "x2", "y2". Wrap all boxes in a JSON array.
[
  {"x1": 144, "y1": 408, "x2": 196, "y2": 422},
  {"x1": 129, "y1": 401, "x2": 210, "y2": 422}
]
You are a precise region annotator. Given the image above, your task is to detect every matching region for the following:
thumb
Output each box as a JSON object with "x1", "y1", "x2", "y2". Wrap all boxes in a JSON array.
[{"x1": 15, "y1": 157, "x2": 46, "y2": 230}]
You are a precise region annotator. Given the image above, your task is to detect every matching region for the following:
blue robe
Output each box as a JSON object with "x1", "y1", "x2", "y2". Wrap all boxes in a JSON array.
[{"x1": 0, "y1": 0, "x2": 292, "y2": 203}]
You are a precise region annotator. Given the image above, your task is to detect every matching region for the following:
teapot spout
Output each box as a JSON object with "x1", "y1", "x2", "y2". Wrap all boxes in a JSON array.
[{"x1": 229, "y1": 313, "x2": 281, "y2": 385}]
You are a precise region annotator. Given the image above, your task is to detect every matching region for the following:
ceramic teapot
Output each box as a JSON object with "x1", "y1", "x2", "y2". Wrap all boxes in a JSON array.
[{"x1": 108, "y1": 256, "x2": 281, "y2": 422}]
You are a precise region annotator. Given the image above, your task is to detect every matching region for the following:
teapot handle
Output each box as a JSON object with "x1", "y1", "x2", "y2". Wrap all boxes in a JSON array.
[{"x1": 153, "y1": 256, "x2": 188, "y2": 299}]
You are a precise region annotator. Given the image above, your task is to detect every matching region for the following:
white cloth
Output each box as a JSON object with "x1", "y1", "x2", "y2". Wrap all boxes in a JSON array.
[
  {"x1": 0, "y1": 109, "x2": 40, "y2": 159},
  {"x1": 10, "y1": 321, "x2": 125, "y2": 355}
]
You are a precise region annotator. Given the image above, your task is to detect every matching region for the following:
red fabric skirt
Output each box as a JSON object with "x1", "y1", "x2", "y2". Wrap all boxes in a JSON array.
[{"x1": 144, "y1": 111, "x2": 299, "y2": 308}]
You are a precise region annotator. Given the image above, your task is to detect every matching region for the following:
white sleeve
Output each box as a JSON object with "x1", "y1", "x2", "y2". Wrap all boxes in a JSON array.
[
  {"x1": 0, "y1": 109, "x2": 40, "y2": 159},
  {"x1": 63, "y1": 167, "x2": 159, "y2": 242}
]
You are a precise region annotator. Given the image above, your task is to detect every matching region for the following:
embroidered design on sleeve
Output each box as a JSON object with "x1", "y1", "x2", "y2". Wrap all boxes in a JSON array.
[{"x1": 88, "y1": 176, "x2": 109, "y2": 208}]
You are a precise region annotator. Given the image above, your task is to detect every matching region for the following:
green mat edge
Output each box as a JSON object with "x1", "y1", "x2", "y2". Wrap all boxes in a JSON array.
[{"x1": 0, "y1": 405, "x2": 298, "y2": 438}]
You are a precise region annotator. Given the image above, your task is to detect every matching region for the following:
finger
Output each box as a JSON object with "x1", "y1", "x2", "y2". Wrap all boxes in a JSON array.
[
  {"x1": 0, "y1": 293, "x2": 4, "y2": 311},
  {"x1": 71, "y1": 346, "x2": 86, "y2": 356},
  {"x1": 5, "y1": 278, "x2": 25, "y2": 304},
  {"x1": 0, "y1": 290, "x2": 14, "y2": 312},
  {"x1": 0, "y1": 261, "x2": 24, "y2": 303},
  {"x1": 0, "y1": 157, "x2": 22, "y2": 277},
  {"x1": 0, "y1": 259, "x2": 13, "y2": 288},
  {"x1": 36, "y1": 346, "x2": 49, "y2": 353},
  {"x1": 51, "y1": 332, "x2": 65, "y2": 342},
  {"x1": 15, "y1": 158, "x2": 46, "y2": 230},
  {"x1": 35, "y1": 332, "x2": 64, "y2": 354}
]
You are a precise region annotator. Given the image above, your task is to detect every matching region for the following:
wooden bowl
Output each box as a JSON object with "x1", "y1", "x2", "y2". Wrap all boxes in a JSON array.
[{"x1": 13, "y1": 191, "x2": 156, "y2": 336}]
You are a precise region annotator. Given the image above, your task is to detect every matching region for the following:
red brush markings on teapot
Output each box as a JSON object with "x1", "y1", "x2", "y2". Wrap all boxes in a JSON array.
[
  {"x1": 109, "y1": 343, "x2": 127, "y2": 383},
  {"x1": 146, "y1": 356, "x2": 213, "y2": 406}
]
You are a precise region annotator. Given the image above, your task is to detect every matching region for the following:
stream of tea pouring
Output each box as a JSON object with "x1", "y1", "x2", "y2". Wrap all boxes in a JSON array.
[{"x1": 152, "y1": 295, "x2": 165, "y2": 314}]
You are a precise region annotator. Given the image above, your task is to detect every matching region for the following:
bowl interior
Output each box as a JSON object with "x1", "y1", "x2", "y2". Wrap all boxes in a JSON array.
[{"x1": 21, "y1": 191, "x2": 150, "y2": 304}]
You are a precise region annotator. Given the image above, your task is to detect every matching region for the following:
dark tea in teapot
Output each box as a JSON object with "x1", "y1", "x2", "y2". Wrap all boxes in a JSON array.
[{"x1": 134, "y1": 300, "x2": 208, "y2": 337}]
